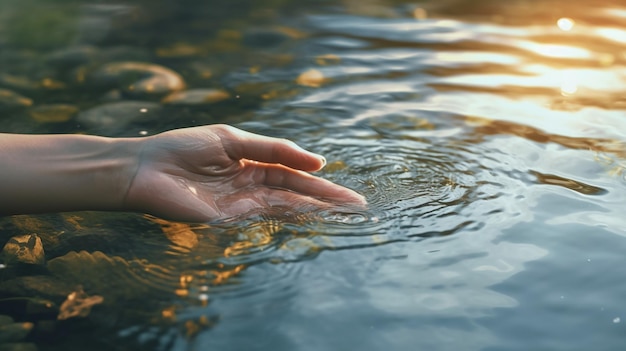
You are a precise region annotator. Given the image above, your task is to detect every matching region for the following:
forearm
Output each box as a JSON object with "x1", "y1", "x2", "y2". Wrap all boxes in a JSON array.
[{"x1": 0, "y1": 133, "x2": 143, "y2": 216}]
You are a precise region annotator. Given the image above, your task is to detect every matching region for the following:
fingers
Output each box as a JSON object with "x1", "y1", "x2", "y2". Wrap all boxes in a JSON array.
[
  {"x1": 215, "y1": 189, "x2": 333, "y2": 219},
  {"x1": 215, "y1": 125, "x2": 326, "y2": 172},
  {"x1": 255, "y1": 162, "x2": 367, "y2": 206}
]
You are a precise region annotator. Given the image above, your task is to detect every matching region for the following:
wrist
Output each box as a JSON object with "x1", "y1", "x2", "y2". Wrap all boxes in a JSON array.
[
  {"x1": 0, "y1": 134, "x2": 144, "y2": 215},
  {"x1": 92, "y1": 136, "x2": 145, "y2": 212}
]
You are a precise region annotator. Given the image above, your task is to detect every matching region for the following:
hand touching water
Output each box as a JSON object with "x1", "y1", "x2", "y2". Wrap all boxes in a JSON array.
[{"x1": 124, "y1": 125, "x2": 366, "y2": 222}]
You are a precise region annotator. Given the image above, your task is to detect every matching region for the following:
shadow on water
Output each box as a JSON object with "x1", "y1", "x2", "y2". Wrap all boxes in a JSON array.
[{"x1": 1, "y1": 0, "x2": 626, "y2": 350}]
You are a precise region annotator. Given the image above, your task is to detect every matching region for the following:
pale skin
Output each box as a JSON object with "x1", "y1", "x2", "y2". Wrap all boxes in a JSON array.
[{"x1": 0, "y1": 124, "x2": 365, "y2": 222}]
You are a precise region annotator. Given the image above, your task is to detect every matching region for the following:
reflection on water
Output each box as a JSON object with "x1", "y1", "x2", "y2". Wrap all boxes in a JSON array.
[{"x1": 1, "y1": 0, "x2": 626, "y2": 350}]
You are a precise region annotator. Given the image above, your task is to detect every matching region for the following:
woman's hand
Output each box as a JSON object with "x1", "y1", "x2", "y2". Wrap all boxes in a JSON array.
[{"x1": 123, "y1": 125, "x2": 365, "y2": 222}]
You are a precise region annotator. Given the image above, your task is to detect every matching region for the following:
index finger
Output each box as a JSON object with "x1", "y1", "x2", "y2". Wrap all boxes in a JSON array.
[{"x1": 217, "y1": 125, "x2": 326, "y2": 172}]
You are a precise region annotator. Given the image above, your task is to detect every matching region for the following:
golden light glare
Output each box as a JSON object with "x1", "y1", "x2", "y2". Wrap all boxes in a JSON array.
[
  {"x1": 559, "y1": 70, "x2": 578, "y2": 96},
  {"x1": 560, "y1": 80, "x2": 578, "y2": 96},
  {"x1": 595, "y1": 28, "x2": 626, "y2": 44},
  {"x1": 522, "y1": 42, "x2": 591, "y2": 59},
  {"x1": 557, "y1": 18, "x2": 575, "y2": 31}
]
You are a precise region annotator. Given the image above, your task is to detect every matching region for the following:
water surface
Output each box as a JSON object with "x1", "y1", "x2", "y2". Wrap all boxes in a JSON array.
[{"x1": 1, "y1": 0, "x2": 626, "y2": 350}]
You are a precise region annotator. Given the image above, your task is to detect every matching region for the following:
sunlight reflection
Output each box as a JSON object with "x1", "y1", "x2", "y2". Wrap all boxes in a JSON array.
[
  {"x1": 434, "y1": 64, "x2": 626, "y2": 96},
  {"x1": 522, "y1": 65, "x2": 626, "y2": 92},
  {"x1": 432, "y1": 51, "x2": 520, "y2": 65},
  {"x1": 559, "y1": 72, "x2": 578, "y2": 96},
  {"x1": 604, "y1": 8, "x2": 626, "y2": 19},
  {"x1": 516, "y1": 40, "x2": 592, "y2": 59},
  {"x1": 594, "y1": 28, "x2": 626, "y2": 44},
  {"x1": 557, "y1": 18, "x2": 575, "y2": 31}
]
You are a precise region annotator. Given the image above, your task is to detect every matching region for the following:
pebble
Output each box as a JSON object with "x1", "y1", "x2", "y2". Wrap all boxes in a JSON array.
[
  {"x1": 1, "y1": 234, "x2": 45, "y2": 265},
  {"x1": 0, "y1": 74, "x2": 39, "y2": 92},
  {"x1": 242, "y1": 26, "x2": 304, "y2": 48},
  {"x1": 46, "y1": 250, "x2": 179, "y2": 305},
  {"x1": 0, "y1": 316, "x2": 13, "y2": 326},
  {"x1": 0, "y1": 322, "x2": 33, "y2": 343},
  {"x1": 0, "y1": 342, "x2": 38, "y2": 351},
  {"x1": 243, "y1": 29, "x2": 293, "y2": 48},
  {"x1": 9, "y1": 215, "x2": 65, "y2": 256},
  {"x1": 45, "y1": 46, "x2": 98, "y2": 69},
  {"x1": 89, "y1": 61, "x2": 186, "y2": 97},
  {"x1": 0, "y1": 89, "x2": 33, "y2": 110},
  {"x1": 162, "y1": 89, "x2": 230, "y2": 106},
  {"x1": 98, "y1": 46, "x2": 152, "y2": 63},
  {"x1": 296, "y1": 69, "x2": 326, "y2": 87},
  {"x1": 156, "y1": 42, "x2": 203, "y2": 58},
  {"x1": 28, "y1": 104, "x2": 79, "y2": 123},
  {"x1": 0, "y1": 276, "x2": 72, "y2": 301},
  {"x1": 0, "y1": 313, "x2": 37, "y2": 351},
  {"x1": 76, "y1": 4, "x2": 136, "y2": 45},
  {"x1": 76, "y1": 101, "x2": 161, "y2": 135}
]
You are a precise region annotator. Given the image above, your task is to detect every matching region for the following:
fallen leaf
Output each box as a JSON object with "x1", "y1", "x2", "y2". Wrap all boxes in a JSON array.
[{"x1": 58, "y1": 286, "x2": 103, "y2": 320}]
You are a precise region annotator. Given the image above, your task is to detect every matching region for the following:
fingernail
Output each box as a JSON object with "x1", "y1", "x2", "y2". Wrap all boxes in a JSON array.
[{"x1": 319, "y1": 156, "x2": 327, "y2": 168}]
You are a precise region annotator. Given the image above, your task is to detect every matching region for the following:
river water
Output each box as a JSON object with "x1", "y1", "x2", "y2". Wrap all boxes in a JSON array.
[{"x1": 1, "y1": 0, "x2": 626, "y2": 350}]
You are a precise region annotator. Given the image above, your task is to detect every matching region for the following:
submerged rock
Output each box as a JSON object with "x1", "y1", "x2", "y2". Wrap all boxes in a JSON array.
[
  {"x1": 1, "y1": 234, "x2": 45, "y2": 265},
  {"x1": 162, "y1": 89, "x2": 230, "y2": 106},
  {"x1": 0, "y1": 316, "x2": 13, "y2": 326},
  {"x1": 98, "y1": 46, "x2": 152, "y2": 63},
  {"x1": 89, "y1": 61, "x2": 186, "y2": 98},
  {"x1": 47, "y1": 251, "x2": 177, "y2": 303},
  {"x1": 243, "y1": 29, "x2": 292, "y2": 48},
  {"x1": 242, "y1": 27, "x2": 304, "y2": 48},
  {"x1": 46, "y1": 46, "x2": 98, "y2": 69},
  {"x1": 76, "y1": 4, "x2": 137, "y2": 45},
  {"x1": 0, "y1": 342, "x2": 38, "y2": 351},
  {"x1": 9, "y1": 215, "x2": 66, "y2": 258},
  {"x1": 0, "y1": 322, "x2": 33, "y2": 343},
  {"x1": 0, "y1": 74, "x2": 39, "y2": 92},
  {"x1": 76, "y1": 101, "x2": 161, "y2": 136},
  {"x1": 0, "y1": 89, "x2": 33, "y2": 111},
  {"x1": 0, "y1": 276, "x2": 72, "y2": 302},
  {"x1": 28, "y1": 104, "x2": 79, "y2": 123}
]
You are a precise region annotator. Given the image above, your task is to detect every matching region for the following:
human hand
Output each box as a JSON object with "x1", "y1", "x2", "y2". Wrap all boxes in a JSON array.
[{"x1": 123, "y1": 124, "x2": 366, "y2": 222}]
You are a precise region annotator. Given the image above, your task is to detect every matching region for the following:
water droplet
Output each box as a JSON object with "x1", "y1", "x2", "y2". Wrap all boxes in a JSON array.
[
  {"x1": 614, "y1": 317, "x2": 621, "y2": 323},
  {"x1": 140, "y1": 108, "x2": 148, "y2": 113},
  {"x1": 139, "y1": 130, "x2": 148, "y2": 136}
]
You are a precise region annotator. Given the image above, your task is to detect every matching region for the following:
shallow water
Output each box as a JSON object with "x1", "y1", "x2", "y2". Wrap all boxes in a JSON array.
[{"x1": 1, "y1": 0, "x2": 626, "y2": 350}]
